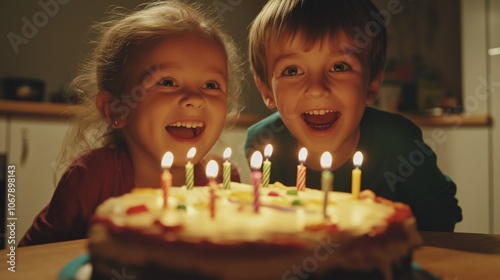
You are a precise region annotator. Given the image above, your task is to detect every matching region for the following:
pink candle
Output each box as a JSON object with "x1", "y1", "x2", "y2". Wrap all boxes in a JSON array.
[
  {"x1": 205, "y1": 160, "x2": 219, "y2": 219},
  {"x1": 320, "y1": 152, "x2": 333, "y2": 219},
  {"x1": 250, "y1": 151, "x2": 263, "y2": 213},
  {"x1": 161, "y1": 152, "x2": 174, "y2": 208},
  {"x1": 296, "y1": 147, "x2": 307, "y2": 191}
]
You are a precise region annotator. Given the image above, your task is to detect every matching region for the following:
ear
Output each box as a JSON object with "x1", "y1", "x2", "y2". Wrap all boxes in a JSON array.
[
  {"x1": 366, "y1": 72, "x2": 383, "y2": 105},
  {"x1": 96, "y1": 90, "x2": 127, "y2": 128},
  {"x1": 254, "y1": 75, "x2": 276, "y2": 109}
]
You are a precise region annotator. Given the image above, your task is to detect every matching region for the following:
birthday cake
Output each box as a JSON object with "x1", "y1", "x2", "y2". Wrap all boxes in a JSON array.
[{"x1": 88, "y1": 182, "x2": 421, "y2": 280}]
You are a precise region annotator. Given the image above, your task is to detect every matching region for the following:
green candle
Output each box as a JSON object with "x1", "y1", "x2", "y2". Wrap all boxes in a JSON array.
[
  {"x1": 223, "y1": 147, "x2": 232, "y2": 189},
  {"x1": 262, "y1": 144, "x2": 273, "y2": 188}
]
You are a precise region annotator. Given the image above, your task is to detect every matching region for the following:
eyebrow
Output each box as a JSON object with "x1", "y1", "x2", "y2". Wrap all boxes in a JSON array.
[
  {"x1": 273, "y1": 48, "x2": 362, "y2": 66},
  {"x1": 140, "y1": 63, "x2": 227, "y2": 82}
]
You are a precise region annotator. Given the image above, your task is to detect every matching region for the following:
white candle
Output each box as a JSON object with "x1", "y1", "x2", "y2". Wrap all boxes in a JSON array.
[
  {"x1": 206, "y1": 160, "x2": 219, "y2": 219},
  {"x1": 161, "y1": 151, "x2": 173, "y2": 208},
  {"x1": 352, "y1": 151, "x2": 363, "y2": 199},
  {"x1": 320, "y1": 152, "x2": 333, "y2": 219},
  {"x1": 296, "y1": 147, "x2": 307, "y2": 191},
  {"x1": 185, "y1": 147, "x2": 196, "y2": 190},
  {"x1": 262, "y1": 144, "x2": 273, "y2": 188}
]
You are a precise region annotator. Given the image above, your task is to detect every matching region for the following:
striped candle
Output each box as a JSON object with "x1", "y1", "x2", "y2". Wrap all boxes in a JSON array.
[
  {"x1": 185, "y1": 147, "x2": 196, "y2": 190},
  {"x1": 250, "y1": 151, "x2": 263, "y2": 213},
  {"x1": 206, "y1": 160, "x2": 219, "y2": 219},
  {"x1": 262, "y1": 144, "x2": 273, "y2": 188},
  {"x1": 222, "y1": 148, "x2": 232, "y2": 189},
  {"x1": 296, "y1": 147, "x2": 307, "y2": 191},
  {"x1": 161, "y1": 151, "x2": 173, "y2": 208}
]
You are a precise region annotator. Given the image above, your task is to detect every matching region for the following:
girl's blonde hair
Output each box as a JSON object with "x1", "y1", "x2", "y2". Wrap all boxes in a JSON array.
[{"x1": 57, "y1": 0, "x2": 243, "y2": 180}]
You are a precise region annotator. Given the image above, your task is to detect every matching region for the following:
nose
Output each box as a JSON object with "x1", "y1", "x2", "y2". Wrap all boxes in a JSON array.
[
  {"x1": 180, "y1": 91, "x2": 206, "y2": 110},
  {"x1": 305, "y1": 76, "x2": 330, "y2": 98}
]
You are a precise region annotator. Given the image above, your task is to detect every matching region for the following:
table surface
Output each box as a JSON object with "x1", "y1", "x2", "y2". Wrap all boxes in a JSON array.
[{"x1": 1, "y1": 231, "x2": 499, "y2": 280}]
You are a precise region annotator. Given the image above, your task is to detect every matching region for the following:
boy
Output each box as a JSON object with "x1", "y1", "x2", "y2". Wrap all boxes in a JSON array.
[{"x1": 244, "y1": 0, "x2": 462, "y2": 231}]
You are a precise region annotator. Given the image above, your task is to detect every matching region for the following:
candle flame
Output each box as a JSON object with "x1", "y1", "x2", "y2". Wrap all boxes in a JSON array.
[
  {"x1": 320, "y1": 152, "x2": 332, "y2": 170},
  {"x1": 206, "y1": 160, "x2": 219, "y2": 179},
  {"x1": 298, "y1": 147, "x2": 308, "y2": 162},
  {"x1": 250, "y1": 151, "x2": 263, "y2": 169},
  {"x1": 264, "y1": 144, "x2": 273, "y2": 158},
  {"x1": 223, "y1": 147, "x2": 232, "y2": 160},
  {"x1": 161, "y1": 151, "x2": 173, "y2": 168},
  {"x1": 353, "y1": 151, "x2": 363, "y2": 167},
  {"x1": 187, "y1": 147, "x2": 196, "y2": 160}
]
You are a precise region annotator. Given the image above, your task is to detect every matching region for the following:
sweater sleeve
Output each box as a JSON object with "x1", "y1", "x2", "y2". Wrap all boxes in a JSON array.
[{"x1": 387, "y1": 119, "x2": 462, "y2": 232}]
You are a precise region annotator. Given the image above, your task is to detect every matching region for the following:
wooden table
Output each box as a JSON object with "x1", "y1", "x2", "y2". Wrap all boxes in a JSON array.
[
  {"x1": 1, "y1": 232, "x2": 499, "y2": 280},
  {"x1": 414, "y1": 232, "x2": 500, "y2": 279}
]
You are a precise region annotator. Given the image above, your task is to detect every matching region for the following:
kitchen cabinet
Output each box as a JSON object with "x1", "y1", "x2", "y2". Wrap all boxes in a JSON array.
[
  {"x1": 0, "y1": 117, "x2": 6, "y2": 249},
  {"x1": 0, "y1": 117, "x2": 6, "y2": 153},
  {"x1": 421, "y1": 127, "x2": 490, "y2": 233},
  {"x1": 457, "y1": 0, "x2": 499, "y2": 234},
  {"x1": 489, "y1": 0, "x2": 500, "y2": 234},
  {"x1": 1, "y1": 115, "x2": 69, "y2": 245}
]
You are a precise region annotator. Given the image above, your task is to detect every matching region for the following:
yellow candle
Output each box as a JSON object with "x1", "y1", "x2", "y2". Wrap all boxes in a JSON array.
[
  {"x1": 352, "y1": 151, "x2": 363, "y2": 199},
  {"x1": 161, "y1": 151, "x2": 173, "y2": 208},
  {"x1": 222, "y1": 148, "x2": 232, "y2": 190},
  {"x1": 185, "y1": 147, "x2": 196, "y2": 190},
  {"x1": 262, "y1": 144, "x2": 273, "y2": 188},
  {"x1": 320, "y1": 152, "x2": 333, "y2": 219}
]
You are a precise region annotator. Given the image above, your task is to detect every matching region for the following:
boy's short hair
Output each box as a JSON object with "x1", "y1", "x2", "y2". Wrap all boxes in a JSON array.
[{"x1": 249, "y1": 0, "x2": 387, "y2": 88}]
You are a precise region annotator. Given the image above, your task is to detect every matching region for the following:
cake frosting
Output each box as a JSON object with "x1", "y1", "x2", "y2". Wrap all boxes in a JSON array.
[{"x1": 88, "y1": 182, "x2": 422, "y2": 280}]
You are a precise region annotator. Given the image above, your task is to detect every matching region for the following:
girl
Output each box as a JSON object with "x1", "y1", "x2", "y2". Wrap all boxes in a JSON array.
[{"x1": 20, "y1": 0, "x2": 244, "y2": 246}]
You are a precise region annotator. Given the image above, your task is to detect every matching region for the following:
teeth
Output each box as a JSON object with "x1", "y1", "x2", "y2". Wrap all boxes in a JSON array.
[
  {"x1": 168, "y1": 122, "x2": 204, "y2": 128},
  {"x1": 304, "y1": 109, "x2": 334, "y2": 115}
]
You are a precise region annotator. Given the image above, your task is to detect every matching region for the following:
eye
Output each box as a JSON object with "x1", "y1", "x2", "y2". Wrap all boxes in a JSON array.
[
  {"x1": 202, "y1": 81, "x2": 220, "y2": 90},
  {"x1": 157, "y1": 78, "x2": 176, "y2": 87},
  {"x1": 330, "y1": 62, "x2": 352, "y2": 72},
  {"x1": 281, "y1": 66, "x2": 303, "y2": 76}
]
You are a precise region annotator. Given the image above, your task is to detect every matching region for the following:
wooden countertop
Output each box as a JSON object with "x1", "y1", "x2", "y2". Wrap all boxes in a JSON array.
[
  {"x1": 0, "y1": 232, "x2": 499, "y2": 279},
  {"x1": 0, "y1": 100, "x2": 492, "y2": 127}
]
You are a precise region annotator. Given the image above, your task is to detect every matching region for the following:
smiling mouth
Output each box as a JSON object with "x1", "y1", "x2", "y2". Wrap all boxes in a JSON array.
[
  {"x1": 302, "y1": 110, "x2": 341, "y2": 131},
  {"x1": 166, "y1": 121, "x2": 205, "y2": 139}
]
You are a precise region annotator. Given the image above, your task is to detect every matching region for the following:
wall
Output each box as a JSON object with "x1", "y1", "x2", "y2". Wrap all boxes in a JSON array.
[{"x1": 0, "y1": 0, "x2": 270, "y2": 116}]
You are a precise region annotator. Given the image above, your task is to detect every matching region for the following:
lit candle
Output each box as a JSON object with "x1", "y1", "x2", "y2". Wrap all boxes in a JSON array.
[
  {"x1": 296, "y1": 147, "x2": 307, "y2": 191},
  {"x1": 206, "y1": 160, "x2": 219, "y2": 219},
  {"x1": 250, "y1": 151, "x2": 263, "y2": 213},
  {"x1": 320, "y1": 152, "x2": 333, "y2": 219},
  {"x1": 262, "y1": 144, "x2": 273, "y2": 188},
  {"x1": 161, "y1": 151, "x2": 174, "y2": 208},
  {"x1": 352, "y1": 151, "x2": 363, "y2": 199},
  {"x1": 185, "y1": 147, "x2": 196, "y2": 190},
  {"x1": 222, "y1": 147, "x2": 232, "y2": 190}
]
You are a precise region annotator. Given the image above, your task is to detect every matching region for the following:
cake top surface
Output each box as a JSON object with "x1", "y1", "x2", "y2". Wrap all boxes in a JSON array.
[{"x1": 92, "y1": 182, "x2": 414, "y2": 245}]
